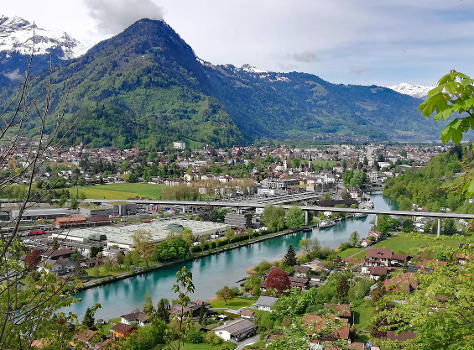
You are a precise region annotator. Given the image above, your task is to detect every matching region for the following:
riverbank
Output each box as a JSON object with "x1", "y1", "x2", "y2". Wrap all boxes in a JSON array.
[
  {"x1": 80, "y1": 225, "x2": 316, "y2": 291},
  {"x1": 68, "y1": 194, "x2": 394, "y2": 320}
]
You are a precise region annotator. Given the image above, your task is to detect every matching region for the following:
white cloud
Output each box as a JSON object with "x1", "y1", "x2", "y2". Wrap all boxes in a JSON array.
[{"x1": 84, "y1": 0, "x2": 163, "y2": 35}]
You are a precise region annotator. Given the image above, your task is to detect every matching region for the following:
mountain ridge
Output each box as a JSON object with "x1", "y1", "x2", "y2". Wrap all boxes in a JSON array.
[{"x1": 1, "y1": 18, "x2": 444, "y2": 150}]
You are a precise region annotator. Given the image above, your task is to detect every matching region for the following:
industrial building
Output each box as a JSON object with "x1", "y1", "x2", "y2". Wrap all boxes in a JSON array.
[
  {"x1": 224, "y1": 212, "x2": 252, "y2": 228},
  {"x1": 51, "y1": 219, "x2": 230, "y2": 250}
]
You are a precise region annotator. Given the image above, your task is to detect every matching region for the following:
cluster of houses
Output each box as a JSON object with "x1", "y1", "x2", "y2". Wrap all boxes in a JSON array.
[{"x1": 1, "y1": 139, "x2": 446, "y2": 196}]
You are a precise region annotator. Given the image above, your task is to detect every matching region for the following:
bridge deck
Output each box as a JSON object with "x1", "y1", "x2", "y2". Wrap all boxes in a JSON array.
[{"x1": 84, "y1": 199, "x2": 474, "y2": 220}]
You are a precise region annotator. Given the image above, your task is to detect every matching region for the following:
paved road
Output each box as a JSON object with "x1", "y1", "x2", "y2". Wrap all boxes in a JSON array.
[{"x1": 235, "y1": 334, "x2": 260, "y2": 350}]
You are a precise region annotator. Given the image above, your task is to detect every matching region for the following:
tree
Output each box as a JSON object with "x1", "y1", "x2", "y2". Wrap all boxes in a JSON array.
[
  {"x1": 264, "y1": 267, "x2": 291, "y2": 294},
  {"x1": 335, "y1": 274, "x2": 350, "y2": 303},
  {"x1": 419, "y1": 70, "x2": 474, "y2": 196},
  {"x1": 284, "y1": 245, "x2": 297, "y2": 266},
  {"x1": 116, "y1": 251, "x2": 125, "y2": 268},
  {"x1": 299, "y1": 238, "x2": 312, "y2": 254},
  {"x1": 172, "y1": 266, "x2": 195, "y2": 350},
  {"x1": 132, "y1": 229, "x2": 154, "y2": 267},
  {"x1": 402, "y1": 219, "x2": 414, "y2": 233},
  {"x1": 156, "y1": 298, "x2": 170, "y2": 323},
  {"x1": 225, "y1": 227, "x2": 236, "y2": 243},
  {"x1": 25, "y1": 248, "x2": 41, "y2": 269},
  {"x1": 181, "y1": 227, "x2": 194, "y2": 247},
  {"x1": 375, "y1": 245, "x2": 474, "y2": 349},
  {"x1": 442, "y1": 218, "x2": 457, "y2": 235},
  {"x1": 82, "y1": 307, "x2": 95, "y2": 329},
  {"x1": 51, "y1": 238, "x2": 59, "y2": 251},
  {"x1": 423, "y1": 221, "x2": 432, "y2": 234},
  {"x1": 0, "y1": 56, "x2": 80, "y2": 350},
  {"x1": 261, "y1": 205, "x2": 286, "y2": 232},
  {"x1": 82, "y1": 303, "x2": 101, "y2": 330},
  {"x1": 216, "y1": 286, "x2": 235, "y2": 305},
  {"x1": 285, "y1": 205, "x2": 305, "y2": 229},
  {"x1": 349, "y1": 231, "x2": 360, "y2": 247}
]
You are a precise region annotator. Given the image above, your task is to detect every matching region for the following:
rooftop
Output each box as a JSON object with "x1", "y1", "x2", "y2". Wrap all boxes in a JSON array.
[{"x1": 58, "y1": 219, "x2": 229, "y2": 248}]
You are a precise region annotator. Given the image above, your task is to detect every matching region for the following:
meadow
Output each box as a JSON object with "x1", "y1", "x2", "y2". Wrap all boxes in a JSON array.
[{"x1": 70, "y1": 183, "x2": 164, "y2": 200}]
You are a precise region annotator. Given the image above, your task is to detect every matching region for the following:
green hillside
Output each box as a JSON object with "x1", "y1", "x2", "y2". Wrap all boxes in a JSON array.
[{"x1": 383, "y1": 144, "x2": 474, "y2": 212}]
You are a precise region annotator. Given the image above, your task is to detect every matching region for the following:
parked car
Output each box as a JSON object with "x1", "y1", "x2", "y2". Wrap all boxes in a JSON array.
[{"x1": 28, "y1": 230, "x2": 46, "y2": 236}]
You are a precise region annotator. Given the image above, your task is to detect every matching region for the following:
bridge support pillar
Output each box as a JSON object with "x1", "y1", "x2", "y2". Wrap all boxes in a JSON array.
[
  {"x1": 182, "y1": 206, "x2": 186, "y2": 214},
  {"x1": 304, "y1": 211, "x2": 309, "y2": 226},
  {"x1": 437, "y1": 219, "x2": 441, "y2": 237},
  {"x1": 375, "y1": 214, "x2": 378, "y2": 227}
]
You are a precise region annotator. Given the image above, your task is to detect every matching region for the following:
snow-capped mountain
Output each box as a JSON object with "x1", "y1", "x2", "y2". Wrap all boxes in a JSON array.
[
  {"x1": 0, "y1": 15, "x2": 80, "y2": 58},
  {"x1": 387, "y1": 83, "x2": 435, "y2": 99}
]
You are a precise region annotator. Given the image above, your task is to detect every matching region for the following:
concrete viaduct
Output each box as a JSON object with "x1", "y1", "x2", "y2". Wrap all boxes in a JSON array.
[{"x1": 84, "y1": 198, "x2": 474, "y2": 237}]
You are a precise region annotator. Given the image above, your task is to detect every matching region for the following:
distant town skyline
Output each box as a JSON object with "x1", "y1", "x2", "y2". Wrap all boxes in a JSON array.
[{"x1": 3, "y1": 0, "x2": 473, "y2": 85}]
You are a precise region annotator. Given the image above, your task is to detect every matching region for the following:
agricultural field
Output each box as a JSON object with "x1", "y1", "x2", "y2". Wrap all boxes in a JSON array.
[{"x1": 70, "y1": 183, "x2": 164, "y2": 200}]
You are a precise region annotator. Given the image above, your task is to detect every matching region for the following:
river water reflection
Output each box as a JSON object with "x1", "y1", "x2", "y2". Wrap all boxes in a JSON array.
[{"x1": 68, "y1": 195, "x2": 396, "y2": 320}]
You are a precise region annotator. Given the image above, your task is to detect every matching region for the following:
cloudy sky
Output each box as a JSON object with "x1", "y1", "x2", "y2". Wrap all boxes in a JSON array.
[{"x1": 3, "y1": 0, "x2": 473, "y2": 85}]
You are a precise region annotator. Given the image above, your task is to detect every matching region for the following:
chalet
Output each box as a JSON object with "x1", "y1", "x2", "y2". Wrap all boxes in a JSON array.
[
  {"x1": 289, "y1": 276, "x2": 309, "y2": 290},
  {"x1": 293, "y1": 265, "x2": 311, "y2": 278},
  {"x1": 384, "y1": 273, "x2": 418, "y2": 293},
  {"x1": 40, "y1": 258, "x2": 75, "y2": 275},
  {"x1": 71, "y1": 329, "x2": 96, "y2": 348},
  {"x1": 239, "y1": 309, "x2": 255, "y2": 320},
  {"x1": 304, "y1": 259, "x2": 325, "y2": 271},
  {"x1": 214, "y1": 319, "x2": 257, "y2": 342},
  {"x1": 41, "y1": 247, "x2": 74, "y2": 260},
  {"x1": 94, "y1": 338, "x2": 112, "y2": 349},
  {"x1": 324, "y1": 303, "x2": 352, "y2": 322},
  {"x1": 121, "y1": 309, "x2": 149, "y2": 326},
  {"x1": 170, "y1": 300, "x2": 210, "y2": 319},
  {"x1": 111, "y1": 322, "x2": 134, "y2": 338},
  {"x1": 367, "y1": 266, "x2": 389, "y2": 280},
  {"x1": 364, "y1": 248, "x2": 393, "y2": 267},
  {"x1": 252, "y1": 296, "x2": 278, "y2": 312}
]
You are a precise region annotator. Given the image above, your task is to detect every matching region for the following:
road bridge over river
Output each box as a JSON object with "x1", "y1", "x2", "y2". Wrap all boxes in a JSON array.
[{"x1": 85, "y1": 198, "x2": 474, "y2": 236}]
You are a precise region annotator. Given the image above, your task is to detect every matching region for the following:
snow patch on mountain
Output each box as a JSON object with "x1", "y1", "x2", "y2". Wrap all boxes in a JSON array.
[
  {"x1": 0, "y1": 15, "x2": 81, "y2": 58},
  {"x1": 387, "y1": 83, "x2": 435, "y2": 99}
]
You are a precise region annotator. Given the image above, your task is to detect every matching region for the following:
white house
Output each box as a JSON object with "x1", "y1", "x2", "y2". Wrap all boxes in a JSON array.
[
  {"x1": 214, "y1": 319, "x2": 256, "y2": 342},
  {"x1": 252, "y1": 296, "x2": 278, "y2": 312}
]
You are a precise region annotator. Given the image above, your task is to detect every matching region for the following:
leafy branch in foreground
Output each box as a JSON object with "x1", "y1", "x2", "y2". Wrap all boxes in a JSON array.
[{"x1": 419, "y1": 70, "x2": 474, "y2": 195}]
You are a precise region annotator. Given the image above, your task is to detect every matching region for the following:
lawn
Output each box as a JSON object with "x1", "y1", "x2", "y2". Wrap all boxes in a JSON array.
[
  {"x1": 337, "y1": 247, "x2": 361, "y2": 258},
  {"x1": 70, "y1": 183, "x2": 165, "y2": 200},
  {"x1": 209, "y1": 297, "x2": 255, "y2": 310},
  {"x1": 351, "y1": 233, "x2": 473, "y2": 260},
  {"x1": 352, "y1": 300, "x2": 374, "y2": 331}
]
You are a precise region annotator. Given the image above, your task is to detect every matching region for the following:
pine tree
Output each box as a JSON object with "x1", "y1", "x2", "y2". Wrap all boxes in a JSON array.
[
  {"x1": 284, "y1": 245, "x2": 297, "y2": 266},
  {"x1": 157, "y1": 298, "x2": 170, "y2": 323},
  {"x1": 82, "y1": 307, "x2": 95, "y2": 329},
  {"x1": 335, "y1": 274, "x2": 350, "y2": 303}
]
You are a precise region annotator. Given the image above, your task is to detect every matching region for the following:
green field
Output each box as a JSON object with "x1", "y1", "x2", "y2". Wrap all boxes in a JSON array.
[
  {"x1": 70, "y1": 183, "x2": 164, "y2": 200},
  {"x1": 350, "y1": 233, "x2": 473, "y2": 260},
  {"x1": 352, "y1": 300, "x2": 374, "y2": 331},
  {"x1": 209, "y1": 297, "x2": 255, "y2": 310},
  {"x1": 337, "y1": 247, "x2": 361, "y2": 258}
]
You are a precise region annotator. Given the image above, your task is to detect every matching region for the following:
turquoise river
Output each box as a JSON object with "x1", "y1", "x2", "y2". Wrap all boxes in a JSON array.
[{"x1": 68, "y1": 195, "x2": 396, "y2": 320}]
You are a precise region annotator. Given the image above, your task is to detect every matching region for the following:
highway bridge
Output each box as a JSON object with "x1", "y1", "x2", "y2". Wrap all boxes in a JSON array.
[{"x1": 84, "y1": 198, "x2": 474, "y2": 236}]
